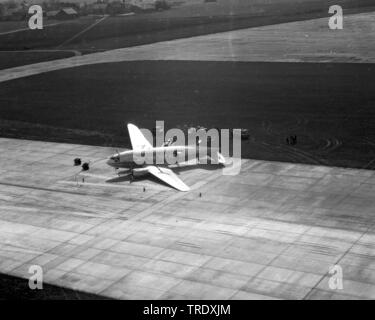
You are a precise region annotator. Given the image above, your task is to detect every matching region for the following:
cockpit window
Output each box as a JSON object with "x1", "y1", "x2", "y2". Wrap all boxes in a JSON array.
[{"x1": 110, "y1": 155, "x2": 120, "y2": 162}]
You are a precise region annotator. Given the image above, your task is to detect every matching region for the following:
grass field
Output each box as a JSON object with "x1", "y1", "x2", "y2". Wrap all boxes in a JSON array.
[
  {"x1": 0, "y1": 16, "x2": 99, "y2": 51},
  {"x1": 0, "y1": 0, "x2": 373, "y2": 52},
  {"x1": 0, "y1": 51, "x2": 75, "y2": 70},
  {"x1": 0, "y1": 61, "x2": 374, "y2": 169},
  {"x1": 0, "y1": 20, "x2": 35, "y2": 34},
  {"x1": 0, "y1": 19, "x2": 66, "y2": 34},
  {"x1": 0, "y1": 0, "x2": 373, "y2": 71}
]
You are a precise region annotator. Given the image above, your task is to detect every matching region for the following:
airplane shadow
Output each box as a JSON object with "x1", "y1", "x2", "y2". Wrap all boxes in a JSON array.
[
  {"x1": 105, "y1": 171, "x2": 132, "y2": 183},
  {"x1": 104, "y1": 163, "x2": 226, "y2": 186},
  {"x1": 170, "y1": 162, "x2": 225, "y2": 175},
  {"x1": 105, "y1": 172, "x2": 172, "y2": 189}
]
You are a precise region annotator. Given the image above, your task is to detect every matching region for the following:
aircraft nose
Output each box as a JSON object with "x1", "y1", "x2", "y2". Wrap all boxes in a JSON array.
[{"x1": 106, "y1": 159, "x2": 113, "y2": 166}]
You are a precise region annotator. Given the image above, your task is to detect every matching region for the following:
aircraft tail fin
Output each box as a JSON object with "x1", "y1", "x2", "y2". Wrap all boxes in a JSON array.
[{"x1": 127, "y1": 123, "x2": 153, "y2": 151}]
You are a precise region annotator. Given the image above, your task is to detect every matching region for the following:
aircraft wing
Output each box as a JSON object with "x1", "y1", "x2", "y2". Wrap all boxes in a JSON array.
[
  {"x1": 128, "y1": 123, "x2": 152, "y2": 150},
  {"x1": 147, "y1": 166, "x2": 190, "y2": 192}
]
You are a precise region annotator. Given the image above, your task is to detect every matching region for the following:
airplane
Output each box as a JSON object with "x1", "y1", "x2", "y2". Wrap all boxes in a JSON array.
[{"x1": 106, "y1": 123, "x2": 226, "y2": 191}]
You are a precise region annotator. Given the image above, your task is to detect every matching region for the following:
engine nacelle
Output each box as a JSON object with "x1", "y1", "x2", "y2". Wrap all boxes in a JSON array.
[{"x1": 132, "y1": 167, "x2": 150, "y2": 177}]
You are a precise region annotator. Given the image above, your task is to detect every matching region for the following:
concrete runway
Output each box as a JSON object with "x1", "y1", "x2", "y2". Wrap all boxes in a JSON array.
[{"x1": 0, "y1": 137, "x2": 374, "y2": 299}]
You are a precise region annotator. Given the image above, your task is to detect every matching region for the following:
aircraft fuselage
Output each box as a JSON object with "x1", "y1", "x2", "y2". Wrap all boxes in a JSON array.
[{"x1": 106, "y1": 145, "x2": 218, "y2": 169}]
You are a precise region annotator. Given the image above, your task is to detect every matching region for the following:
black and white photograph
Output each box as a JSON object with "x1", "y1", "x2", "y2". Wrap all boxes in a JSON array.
[{"x1": 0, "y1": 0, "x2": 374, "y2": 304}]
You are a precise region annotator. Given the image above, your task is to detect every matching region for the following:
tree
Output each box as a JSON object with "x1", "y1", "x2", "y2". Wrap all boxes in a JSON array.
[
  {"x1": 7, "y1": 0, "x2": 18, "y2": 10},
  {"x1": 0, "y1": 3, "x2": 6, "y2": 17}
]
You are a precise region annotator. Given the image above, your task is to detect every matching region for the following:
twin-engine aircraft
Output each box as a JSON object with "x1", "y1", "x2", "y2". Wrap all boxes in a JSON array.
[{"x1": 106, "y1": 124, "x2": 226, "y2": 191}]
